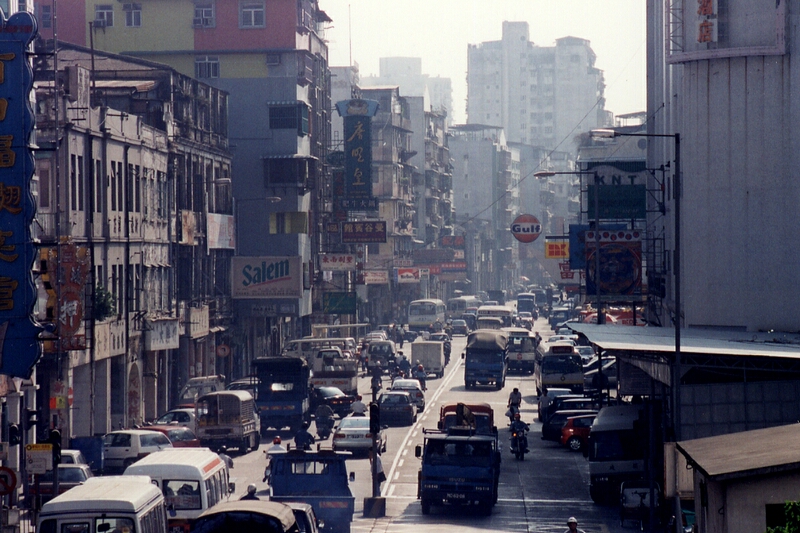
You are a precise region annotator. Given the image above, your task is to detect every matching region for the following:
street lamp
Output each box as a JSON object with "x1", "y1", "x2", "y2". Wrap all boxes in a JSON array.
[{"x1": 590, "y1": 128, "x2": 682, "y2": 440}]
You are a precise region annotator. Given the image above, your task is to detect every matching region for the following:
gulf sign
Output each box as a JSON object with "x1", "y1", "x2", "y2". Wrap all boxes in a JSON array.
[
  {"x1": 511, "y1": 214, "x2": 542, "y2": 243},
  {"x1": 231, "y1": 257, "x2": 303, "y2": 299}
]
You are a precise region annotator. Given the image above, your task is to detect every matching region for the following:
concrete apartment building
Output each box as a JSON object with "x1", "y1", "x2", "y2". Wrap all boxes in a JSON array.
[
  {"x1": 38, "y1": 0, "x2": 334, "y2": 372},
  {"x1": 467, "y1": 21, "x2": 608, "y2": 154}
]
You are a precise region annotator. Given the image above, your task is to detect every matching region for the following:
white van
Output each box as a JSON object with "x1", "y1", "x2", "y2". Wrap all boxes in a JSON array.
[
  {"x1": 124, "y1": 448, "x2": 233, "y2": 533},
  {"x1": 38, "y1": 476, "x2": 168, "y2": 533}
]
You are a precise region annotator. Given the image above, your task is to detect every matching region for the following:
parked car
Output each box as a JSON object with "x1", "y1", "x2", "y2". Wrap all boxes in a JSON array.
[
  {"x1": 389, "y1": 379, "x2": 426, "y2": 410},
  {"x1": 153, "y1": 408, "x2": 197, "y2": 431},
  {"x1": 576, "y1": 345, "x2": 596, "y2": 364},
  {"x1": 59, "y1": 449, "x2": 88, "y2": 465},
  {"x1": 146, "y1": 425, "x2": 201, "y2": 448},
  {"x1": 450, "y1": 319, "x2": 469, "y2": 336},
  {"x1": 537, "y1": 387, "x2": 574, "y2": 420},
  {"x1": 310, "y1": 386, "x2": 355, "y2": 417},
  {"x1": 538, "y1": 394, "x2": 584, "y2": 421},
  {"x1": 378, "y1": 391, "x2": 417, "y2": 426},
  {"x1": 583, "y1": 355, "x2": 615, "y2": 374},
  {"x1": 32, "y1": 464, "x2": 93, "y2": 503},
  {"x1": 102, "y1": 429, "x2": 173, "y2": 472},
  {"x1": 541, "y1": 409, "x2": 599, "y2": 442},
  {"x1": 331, "y1": 414, "x2": 387, "y2": 455},
  {"x1": 542, "y1": 396, "x2": 603, "y2": 422},
  {"x1": 560, "y1": 414, "x2": 597, "y2": 451}
]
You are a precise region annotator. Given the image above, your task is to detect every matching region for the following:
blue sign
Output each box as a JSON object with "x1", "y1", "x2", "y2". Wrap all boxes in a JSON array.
[{"x1": 0, "y1": 10, "x2": 42, "y2": 378}]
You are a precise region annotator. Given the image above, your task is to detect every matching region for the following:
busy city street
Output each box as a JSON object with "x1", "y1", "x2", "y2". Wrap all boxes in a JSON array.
[{"x1": 228, "y1": 321, "x2": 627, "y2": 533}]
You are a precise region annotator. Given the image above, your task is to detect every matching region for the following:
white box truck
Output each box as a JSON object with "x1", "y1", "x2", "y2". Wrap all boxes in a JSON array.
[{"x1": 412, "y1": 341, "x2": 446, "y2": 379}]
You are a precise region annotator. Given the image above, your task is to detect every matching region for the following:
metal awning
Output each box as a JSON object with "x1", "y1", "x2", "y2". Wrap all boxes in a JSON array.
[{"x1": 567, "y1": 323, "x2": 800, "y2": 360}]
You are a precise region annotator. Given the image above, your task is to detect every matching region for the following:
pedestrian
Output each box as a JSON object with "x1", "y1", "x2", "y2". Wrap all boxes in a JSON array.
[
  {"x1": 397, "y1": 325, "x2": 405, "y2": 349},
  {"x1": 240, "y1": 484, "x2": 259, "y2": 500},
  {"x1": 369, "y1": 449, "x2": 386, "y2": 488},
  {"x1": 564, "y1": 516, "x2": 585, "y2": 533}
]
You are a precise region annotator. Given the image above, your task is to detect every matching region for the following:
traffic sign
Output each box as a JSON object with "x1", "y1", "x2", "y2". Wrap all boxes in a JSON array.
[
  {"x1": 216, "y1": 344, "x2": 231, "y2": 358},
  {"x1": 0, "y1": 466, "x2": 17, "y2": 495},
  {"x1": 26, "y1": 443, "x2": 53, "y2": 474},
  {"x1": 511, "y1": 214, "x2": 542, "y2": 243}
]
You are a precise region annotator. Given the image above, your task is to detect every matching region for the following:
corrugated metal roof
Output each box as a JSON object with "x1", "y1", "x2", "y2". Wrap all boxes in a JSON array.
[
  {"x1": 567, "y1": 323, "x2": 800, "y2": 359},
  {"x1": 676, "y1": 423, "x2": 800, "y2": 480}
]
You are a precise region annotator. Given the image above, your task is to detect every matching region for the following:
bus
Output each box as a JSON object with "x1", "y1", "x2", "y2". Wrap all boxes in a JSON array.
[
  {"x1": 446, "y1": 296, "x2": 482, "y2": 319},
  {"x1": 408, "y1": 299, "x2": 446, "y2": 331},
  {"x1": 534, "y1": 341, "x2": 583, "y2": 395},
  {"x1": 516, "y1": 293, "x2": 537, "y2": 315},
  {"x1": 124, "y1": 448, "x2": 233, "y2": 533},
  {"x1": 38, "y1": 476, "x2": 168, "y2": 533},
  {"x1": 476, "y1": 305, "x2": 514, "y2": 328},
  {"x1": 282, "y1": 337, "x2": 358, "y2": 361},
  {"x1": 502, "y1": 327, "x2": 537, "y2": 374}
]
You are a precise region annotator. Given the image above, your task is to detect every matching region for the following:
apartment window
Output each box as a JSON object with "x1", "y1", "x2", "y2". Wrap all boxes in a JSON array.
[
  {"x1": 95, "y1": 160, "x2": 103, "y2": 213},
  {"x1": 116, "y1": 162, "x2": 123, "y2": 211},
  {"x1": 77, "y1": 156, "x2": 84, "y2": 211},
  {"x1": 70, "y1": 154, "x2": 77, "y2": 210},
  {"x1": 240, "y1": 1, "x2": 265, "y2": 28},
  {"x1": 195, "y1": 56, "x2": 219, "y2": 79},
  {"x1": 123, "y1": 4, "x2": 141, "y2": 27},
  {"x1": 95, "y1": 5, "x2": 114, "y2": 27},
  {"x1": 269, "y1": 106, "x2": 297, "y2": 130},
  {"x1": 37, "y1": 4, "x2": 52, "y2": 28},
  {"x1": 194, "y1": 2, "x2": 215, "y2": 27}
]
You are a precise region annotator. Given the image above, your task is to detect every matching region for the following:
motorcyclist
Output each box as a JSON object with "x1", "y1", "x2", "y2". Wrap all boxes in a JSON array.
[
  {"x1": 240, "y1": 483, "x2": 259, "y2": 500},
  {"x1": 510, "y1": 413, "x2": 530, "y2": 453},
  {"x1": 507, "y1": 387, "x2": 522, "y2": 423},
  {"x1": 564, "y1": 517, "x2": 585, "y2": 533},
  {"x1": 414, "y1": 363, "x2": 427, "y2": 391},
  {"x1": 294, "y1": 422, "x2": 315, "y2": 450},
  {"x1": 315, "y1": 403, "x2": 335, "y2": 438},
  {"x1": 398, "y1": 353, "x2": 411, "y2": 375}
]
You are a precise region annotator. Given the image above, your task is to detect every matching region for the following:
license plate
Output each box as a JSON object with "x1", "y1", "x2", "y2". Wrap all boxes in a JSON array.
[{"x1": 446, "y1": 493, "x2": 466, "y2": 499}]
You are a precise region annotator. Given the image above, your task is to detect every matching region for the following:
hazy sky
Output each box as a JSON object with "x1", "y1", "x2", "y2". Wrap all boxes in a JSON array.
[{"x1": 320, "y1": 0, "x2": 646, "y2": 125}]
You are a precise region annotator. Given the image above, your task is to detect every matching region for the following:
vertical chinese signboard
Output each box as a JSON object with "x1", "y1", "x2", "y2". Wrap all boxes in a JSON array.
[
  {"x1": 585, "y1": 230, "x2": 643, "y2": 302},
  {"x1": 0, "y1": 11, "x2": 41, "y2": 378},
  {"x1": 335, "y1": 99, "x2": 379, "y2": 210}
]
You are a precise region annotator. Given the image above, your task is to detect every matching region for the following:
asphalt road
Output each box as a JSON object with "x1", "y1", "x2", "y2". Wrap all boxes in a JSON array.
[{"x1": 231, "y1": 320, "x2": 640, "y2": 533}]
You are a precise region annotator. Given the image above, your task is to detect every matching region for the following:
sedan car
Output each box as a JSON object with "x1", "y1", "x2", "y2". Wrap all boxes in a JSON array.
[
  {"x1": 153, "y1": 408, "x2": 196, "y2": 431},
  {"x1": 331, "y1": 415, "x2": 387, "y2": 455},
  {"x1": 103, "y1": 429, "x2": 173, "y2": 472},
  {"x1": 450, "y1": 319, "x2": 469, "y2": 336},
  {"x1": 576, "y1": 346, "x2": 596, "y2": 364},
  {"x1": 146, "y1": 425, "x2": 201, "y2": 447},
  {"x1": 389, "y1": 378, "x2": 426, "y2": 410},
  {"x1": 378, "y1": 391, "x2": 417, "y2": 426},
  {"x1": 33, "y1": 464, "x2": 93, "y2": 503},
  {"x1": 310, "y1": 386, "x2": 355, "y2": 417}
]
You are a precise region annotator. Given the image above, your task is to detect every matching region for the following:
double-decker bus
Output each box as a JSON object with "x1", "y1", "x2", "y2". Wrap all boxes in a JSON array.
[{"x1": 408, "y1": 299, "x2": 446, "y2": 331}]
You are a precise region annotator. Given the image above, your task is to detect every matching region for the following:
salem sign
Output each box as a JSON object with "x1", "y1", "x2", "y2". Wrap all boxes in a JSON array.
[{"x1": 231, "y1": 257, "x2": 303, "y2": 299}]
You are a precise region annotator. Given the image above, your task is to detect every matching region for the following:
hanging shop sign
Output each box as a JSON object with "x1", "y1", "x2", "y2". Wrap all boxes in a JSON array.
[
  {"x1": 341, "y1": 221, "x2": 387, "y2": 243},
  {"x1": 231, "y1": 256, "x2": 303, "y2": 299},
  {"x1": 320, "y1": 253, "x2": 357, "y2": 271},
  {"x1": 0, "y1": 11, "x2": 42, "y2": 377}
]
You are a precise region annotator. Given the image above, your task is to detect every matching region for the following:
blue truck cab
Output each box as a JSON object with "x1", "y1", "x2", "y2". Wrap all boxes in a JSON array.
[
  {"x1": 267, "y1": 449, "x2": 355, "y2": 533},
  {"x1": 251, "y1": 356, "x2": 310, "y2": 434},
  {"x1": 463, "y1": 330, "x2": 508, "y2": 390}
]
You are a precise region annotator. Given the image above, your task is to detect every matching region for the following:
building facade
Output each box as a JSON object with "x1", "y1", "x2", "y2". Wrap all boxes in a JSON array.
[{"x1": 467, "y1": 21, "x2": 608, "y2": 154}]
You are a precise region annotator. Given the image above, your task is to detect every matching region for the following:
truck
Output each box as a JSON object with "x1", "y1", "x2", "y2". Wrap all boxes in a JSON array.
[
  {"x1": 309, "y1": 347, "x2": 359, "y2": 395},
  {"x1": 415, "y1": 427, "x2": 501, "y2": 516},
  {"x1": 587, "y1": 404, "x2": 654, "y2": 504},
  {"x1": 251, "y1": 356, "x2": 310, "y2": 434},
  {"x1": 412, "y1": 341, "x2": 445, "y2": 378},
  {"x1": 267, "y1": 449, "x2": 355, "y2": 533},
  {"x1": 463, "y1": 330, "x2": 508, "y2": 390}
]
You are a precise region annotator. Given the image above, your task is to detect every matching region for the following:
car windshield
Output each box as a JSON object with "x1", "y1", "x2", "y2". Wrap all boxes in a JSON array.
[
  {"x1": 424, "y1": 440, "x2": 494, "y2": 466},
  {"x1": 167, "y1": 429, "x2": 196, "y2": 442},
  {"x1": 380, "y1": 394, "x2": 408, "y2": 405}
]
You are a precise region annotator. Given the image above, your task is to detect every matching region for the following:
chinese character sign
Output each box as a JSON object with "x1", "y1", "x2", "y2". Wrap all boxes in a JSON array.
[
  {"x1": 0, "y1": 10, "x2": 41, "y2": 378},
  {"x1": 343, "y1": 115, "x2": 372, "y2": 199},
  {"x1": 584, "y1": 230, "x2": 643, "y2": 301}
]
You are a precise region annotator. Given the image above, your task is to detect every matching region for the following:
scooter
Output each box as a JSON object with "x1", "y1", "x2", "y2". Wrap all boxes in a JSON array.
[
  {"x1": 510, "y1": 428, "x2": 528, "y2": 460},
  {"x1": 316, "y1": 417, "x2": 334, "y2": 440}
]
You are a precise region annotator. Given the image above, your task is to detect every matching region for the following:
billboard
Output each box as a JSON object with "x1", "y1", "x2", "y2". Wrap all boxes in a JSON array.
[
  {"x1": 584, "y1": 230, "x2": 643, "y2": 301},
  {"x1": 363, "y1": 270, "x2": 389, "y2": 285},
  {"x1": 207, "y1": 213, "x2": 235, "y2": 250},
  {"x1": 337, "y1": 99, "x2": 379, "y2": 208},
  {"x1": 320, "y1": 254, "x2": 356, "y2": 271},
  {"x1": 231, "y1": 256, "x2": 303, "y2": 299},
  {"x1": 395, "y1": 268, "x2": 420, "y2": 284},
  {"x1": 341, "y1": 221, "x2": 387, "y2": 243}
]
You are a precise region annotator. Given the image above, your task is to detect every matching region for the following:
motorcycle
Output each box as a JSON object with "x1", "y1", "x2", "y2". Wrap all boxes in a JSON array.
[
  {"x1": 316, "y1": 416, "x2": 334, "y2": 440},
  {"x1": 506, "y1": 404, "x2": 520, "y2": 425},
  {"x1": 510, "y1": 427, "x2": 528, "y2": 460}
]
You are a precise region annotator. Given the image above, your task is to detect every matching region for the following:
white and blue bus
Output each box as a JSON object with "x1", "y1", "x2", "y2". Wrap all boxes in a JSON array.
[
  {"x1": 408, "y1": 299, "x2": 446, "y2": 331},
  {"x1": 446, "y1": 296, "x2": 483, "y2": 319}
]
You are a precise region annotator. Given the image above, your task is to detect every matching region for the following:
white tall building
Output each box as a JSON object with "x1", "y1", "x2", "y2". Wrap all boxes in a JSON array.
[{"x1": 467, "y1": 21, "x2": 609, "y2": 154}]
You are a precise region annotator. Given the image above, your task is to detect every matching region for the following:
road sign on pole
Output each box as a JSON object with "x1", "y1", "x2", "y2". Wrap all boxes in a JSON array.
[
  {"x1": 25, "y1": 443, "x2": 53, "y2": 475},
  {"x1": 0, "y1": 466, "x2": 16, "y2": 496}
]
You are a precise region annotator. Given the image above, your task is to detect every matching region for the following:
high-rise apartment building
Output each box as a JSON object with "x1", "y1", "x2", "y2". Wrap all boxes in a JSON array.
[{"x1": 467, "y1": 21, "x2": 608, "y2": 153}]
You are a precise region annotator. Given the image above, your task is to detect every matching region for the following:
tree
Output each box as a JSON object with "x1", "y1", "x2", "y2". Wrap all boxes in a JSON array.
[{"x1": 93, "y1": 284, "x2": 117, "y2": 321}]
